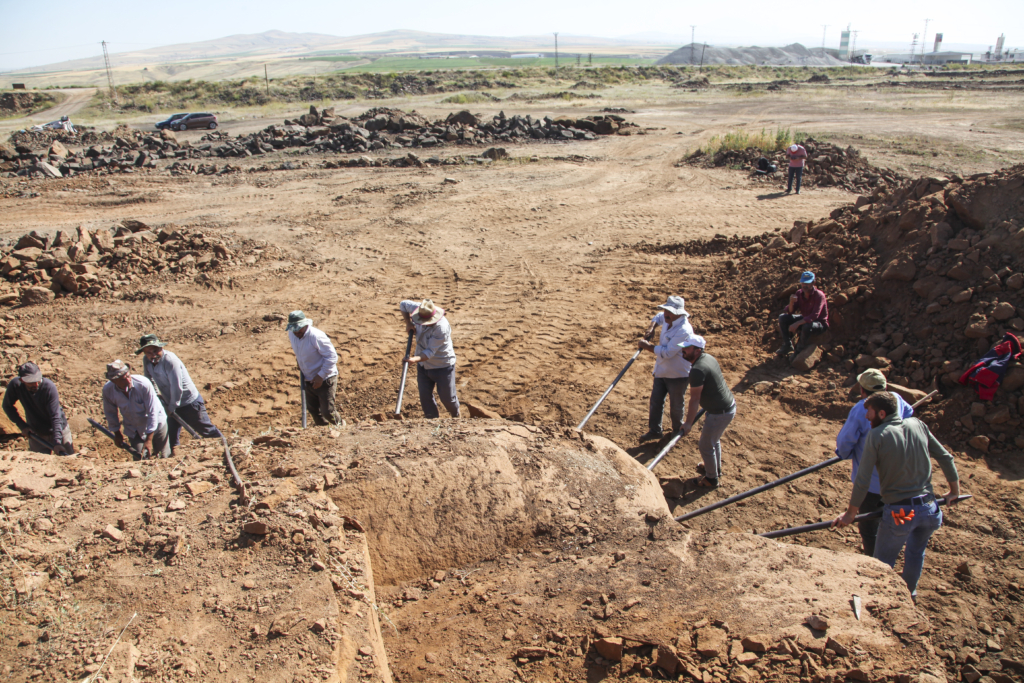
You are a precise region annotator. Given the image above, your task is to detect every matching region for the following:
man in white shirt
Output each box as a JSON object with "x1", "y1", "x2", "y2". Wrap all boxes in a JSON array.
[
  {"x1": 135, "y1": 334, "x2": 223, "y2": 457},
  {"x1": 287, "y1": 311, "x2": 341, "y2": 426},
  {"x1": 399, "y1": 299, "x2": 460, "y2": 419},
  {"x1": 102, "y1": 359, "x2": 171, "y2": 459},
  {"x1": 637, "y1": 295, "x2": 694, "y2": 442}
]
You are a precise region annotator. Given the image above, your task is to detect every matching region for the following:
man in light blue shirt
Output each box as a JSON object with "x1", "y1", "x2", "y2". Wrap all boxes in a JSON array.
[
  {"x1": 400, "y1": 299, "x2": 459, "y2": 419},
  {"x1": 637, "y1": 295, "x2": 694, "y2": 442},
  {"x1": 136, "y1": 334, "x2": 223, "y2": 457},
  {"x1": 288, "y1": 311, "x2": 341, "y2": 426},
  {"x1": 834, "y1": 368, "x2": 913, "y2": 555},
  {"x1": 102, "y1": 359, "x2": 170, "y2": 459}
]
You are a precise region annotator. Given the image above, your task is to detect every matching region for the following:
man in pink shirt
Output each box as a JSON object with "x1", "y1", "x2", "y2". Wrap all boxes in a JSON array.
[
  {"x1": 776, "y1": 271, "x2": 829, "y2": 357},
  {"x1": 785, "y1": 143, "x2": 808, "y2": 194}
]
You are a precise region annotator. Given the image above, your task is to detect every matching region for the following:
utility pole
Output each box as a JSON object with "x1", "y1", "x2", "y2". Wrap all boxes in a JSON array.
[
  {"x1": 821, "y1": 25, "x2": 828, "y2": 52},
  {"x1": 691, "y1": 25, "x2": 696, "y2": 64},
  {"x1": 850, "y1": 31, "x2": 859, "y2": 63},
  {"x1": 101, "y1": 40, "x2": 117, "y2": 104},
  {"x1": 553, "y1": 33, "x2": 559, "y2": 74}
]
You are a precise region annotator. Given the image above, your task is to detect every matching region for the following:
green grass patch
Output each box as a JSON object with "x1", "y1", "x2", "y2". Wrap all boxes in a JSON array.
[
  {"x1": 702, "y1": 127, "x2": 808, "y2": 154},
  {"x1": 440, "y1": 92, "x2": 500, "y2": 104}
]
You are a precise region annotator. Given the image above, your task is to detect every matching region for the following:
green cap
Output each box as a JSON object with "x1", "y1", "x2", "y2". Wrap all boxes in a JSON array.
[
  {"x1": 286, "y1": 310, "x2": 312, "y2": 332},
  {"x1": 857, "y1": 368, "x2": 887, "y2": 393},
  {"x1": 134, "y1": 334, "x2": 166, "y2": 355}
]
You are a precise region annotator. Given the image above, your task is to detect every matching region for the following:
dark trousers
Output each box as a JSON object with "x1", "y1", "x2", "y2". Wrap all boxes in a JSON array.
[
  {"x1": 778, "y1": 313, "x2": 828, "y2": 350},
  {"x1": 304, "y1": 375, "x2": 340, "y2": 426},
  {"x1": 858, "y1": 491, "x2": 885, "y2": 557},
  {"x1": 649, "y1": 376, "x2": 689, "y2": 434},
  {"x1": 168, "y1": 396, "x2": 223, "y2": 448},
  {"x1": 787, "y1": 166, "x2": 804, "y2": 193},
  {"x1": 417, "y1": 364, "x2": 460, "y2": 419},
  {"x1": 28, "y1": 424, "x2": 74, "y2": 455}
]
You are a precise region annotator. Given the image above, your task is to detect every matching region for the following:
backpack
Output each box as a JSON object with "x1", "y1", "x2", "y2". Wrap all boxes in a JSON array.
[{"x1": 959, "y1": 332, "x2": 1023, "y2": 400}]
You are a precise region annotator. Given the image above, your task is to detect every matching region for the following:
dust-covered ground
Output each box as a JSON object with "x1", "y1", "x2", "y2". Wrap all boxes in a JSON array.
[{"x1": 0, "y1": 82, "x2": 1023, "y2": 683}]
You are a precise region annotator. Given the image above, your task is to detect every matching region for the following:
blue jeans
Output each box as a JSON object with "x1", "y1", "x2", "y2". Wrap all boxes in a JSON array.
[
  {"x1": 649, "y1": 377, "x2": 688, "y2": 433},
  {"x1": 698, "y1": 404, "x2": 736, "y2": 479},
  {"x1": 873, "y1": 499, "x2": 943, "y2": 597},
  {"x1": 787, "y1": 166, "x2": 804, "y2": 193},
  {"x1": 417, "y1": 364, "x2": 460, "y2": 419},
  {"x1": 168, "y1": 395, "x2": 223, "y2": 448}
]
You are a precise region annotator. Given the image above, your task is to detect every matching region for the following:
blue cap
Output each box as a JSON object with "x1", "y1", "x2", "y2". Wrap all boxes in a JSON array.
[{"x1": 800, "y1": 271, "x2": 815, "y2": 284}]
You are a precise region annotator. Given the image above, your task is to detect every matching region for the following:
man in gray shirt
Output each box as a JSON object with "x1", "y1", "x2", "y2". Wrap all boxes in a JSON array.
[
  {"x1": 136, "y1": 334, "x2": 223, "y2": 457},
  {"x1": 833, "y1": 391, "x2": 960, "y2": 599},
  {"x1": 678, "y1": 335, "x2": 736, "y2": 488},
  {"x1": 102, "y1": 359, "x2": 170, "y2": 459},
  {"x1": 400, "y1": 299, "x2": 459, "y2": 419}
]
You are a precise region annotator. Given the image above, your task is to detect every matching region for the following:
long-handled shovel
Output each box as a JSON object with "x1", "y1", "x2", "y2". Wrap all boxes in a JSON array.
[
  {"x1": 395, "y1": 330, "x2": 414, "y2": 416},
  {"x1": 647, "y1": 408, "x2": 707, "y2": 471},
  {"x1": 759, "y1": 495, "x2": 971, "y2": 539},
  {"x1": 577, "y1": 331, "x2": 654, "y2": 430},
  {"x1": 27, "y1": 432, "x2": 59, "y2": 453},
  {"x1": 674, "y1": 390, "x2": 940, "y2": 523},
  {"x1": 88, "y1": 418, "x2": 147, "y2": 460},
  {"x1": 300, "y1": 371, "x2": 308, "y2": 429}
]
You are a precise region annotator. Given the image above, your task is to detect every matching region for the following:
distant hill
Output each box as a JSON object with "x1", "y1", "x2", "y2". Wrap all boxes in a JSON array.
[
  {"x1": 7, "y1": 29, "x2": 664, "y2": 76},
  {"x1": 657, "y1": 43, "x2": 847, "y2": 66}
]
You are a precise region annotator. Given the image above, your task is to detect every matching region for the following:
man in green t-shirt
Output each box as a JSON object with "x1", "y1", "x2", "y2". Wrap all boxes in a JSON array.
[{"x1": 679, "y1": 335, "x2": 736, "y2": 489}]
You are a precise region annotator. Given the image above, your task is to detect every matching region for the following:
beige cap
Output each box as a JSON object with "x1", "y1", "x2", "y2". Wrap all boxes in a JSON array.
[{"x1": 857, "y1": 368, "x2": 887, "y2": 393}]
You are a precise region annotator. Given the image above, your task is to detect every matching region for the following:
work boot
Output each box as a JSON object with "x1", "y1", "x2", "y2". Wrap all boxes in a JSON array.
[
  {"x1": 775, "y1": 342, "x2": 793, "y2": 357},
  {"x1": 638, "y1": 430, "x2": 663, "y2": 443}
]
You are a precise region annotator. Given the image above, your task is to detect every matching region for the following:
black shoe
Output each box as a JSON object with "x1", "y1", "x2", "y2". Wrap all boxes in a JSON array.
[
  {"x1": 776, "y1": 344, "x2": 793, "y2": 357},
  {"x1": 639, "y1": 430, "x2": 664, "y2": 443}
]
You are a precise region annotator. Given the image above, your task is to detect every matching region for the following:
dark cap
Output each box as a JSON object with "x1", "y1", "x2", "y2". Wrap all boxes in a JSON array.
[{"x1": 18, "y1": 362, "x2": 42, "y2": 383}]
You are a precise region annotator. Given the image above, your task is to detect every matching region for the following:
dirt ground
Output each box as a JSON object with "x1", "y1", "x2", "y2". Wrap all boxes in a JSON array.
[{"x1": 1, "y1": 83, "x2": 1023, "y2": 682}]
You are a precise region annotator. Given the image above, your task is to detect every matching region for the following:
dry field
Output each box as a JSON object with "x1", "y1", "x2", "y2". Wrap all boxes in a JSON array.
[{"x1": 1, "y1": 82, "x2": 1023, "y2": 682}]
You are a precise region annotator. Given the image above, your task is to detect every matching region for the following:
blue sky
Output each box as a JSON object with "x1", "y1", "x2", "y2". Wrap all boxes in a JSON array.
[{"x1": 0, "y1": 0, "x2": 1019, "y2": 71}]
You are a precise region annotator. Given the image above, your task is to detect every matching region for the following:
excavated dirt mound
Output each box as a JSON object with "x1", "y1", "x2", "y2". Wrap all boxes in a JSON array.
[
  {"x1": 0, "y1": 420, "x2": 946, "y2": 682},
  {"x1": 638, "y1": 164, "x2": 1024, "y2": 457},
  {"x1": 685, "y1": 138, "x2": 906, "y2": 193}
]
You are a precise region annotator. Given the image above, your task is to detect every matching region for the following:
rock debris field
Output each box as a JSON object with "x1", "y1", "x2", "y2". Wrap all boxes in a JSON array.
[{"x1": 0, "y1": 92, "x2": 1023, "y2": 683}]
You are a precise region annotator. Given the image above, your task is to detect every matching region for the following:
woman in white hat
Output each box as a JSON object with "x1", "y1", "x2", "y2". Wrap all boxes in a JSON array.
[{"x1": 399, "y1": 299, "x2": 460, "y2": 418}]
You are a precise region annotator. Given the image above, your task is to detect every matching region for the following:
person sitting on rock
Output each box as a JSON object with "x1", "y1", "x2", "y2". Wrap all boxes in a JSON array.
[
  {"x1": 400, "y1": 299, "x2": 460, "y2": 419},
  {"x1": 135, "y1": 334, "x2": 223, "y2": 457},
  {"x1": 3, "y1": 362, "x2": 74, "y2": 455},
  {"x1": 834, "y1": 369, "x2": 914, "y2": 557},
  {"x1": 776, "y1": 271, "x2": 829, "y2": 358}
]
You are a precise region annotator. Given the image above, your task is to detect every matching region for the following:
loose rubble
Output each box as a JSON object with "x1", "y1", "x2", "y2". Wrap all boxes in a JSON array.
[
  {"x1": 2, "y1": 107, "x2": 638, "y2": 180},
  {"x1": 0, "y1": 220, "x2": 269, "y2": 305},
  {"x1": 684, "y1": 138, "x2": 906, "y2": 193}
]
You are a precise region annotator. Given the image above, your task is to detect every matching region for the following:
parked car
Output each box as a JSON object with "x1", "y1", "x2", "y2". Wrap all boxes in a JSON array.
[
  {"x1": 155, "y1": 113, "x2": 188, "y2": 130},
  {"x1": 174, "y1": 113, "x2": 218, "y2": 131}
]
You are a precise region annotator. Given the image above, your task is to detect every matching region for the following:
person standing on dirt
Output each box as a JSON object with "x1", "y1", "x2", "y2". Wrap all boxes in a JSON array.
[
  {"x1": 678, "y1": 336, "x2": 736, "y2": 489},
  {"x1": 135, "y1": 334, "x2": 223, "y2": 457},
  {"x1": 785, "y1": 143, "x2": 808, "y2": 194},
  {"x1": 637, "y1": 295, "x2": 695, "y2": 442},
  {"x1": 3, "y1": 362, "x2": 74, "y2": 455},
  {"x1": 287, "y1": 311, "x2": 341, "y2": 426},
  {"x1": 400, "y1": 299, "x2": 460, "y2": 419},
  {"x1": 832, "y1": 391, "x2": 960, "y2": 601},
  {"x1": 102, "y1": 359, "x2": 171, "y2": 458},
  {"x1": 834, "y1": 369, "x2": 914, "y2": 556},
  {"x1": 776, "y1": 271, "x2": 829, "y2": 358}
]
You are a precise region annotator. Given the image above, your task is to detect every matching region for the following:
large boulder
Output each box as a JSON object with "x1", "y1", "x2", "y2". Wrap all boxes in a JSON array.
[{"x1": 881, "y1": 258, "x2": 917, "y2": 282}]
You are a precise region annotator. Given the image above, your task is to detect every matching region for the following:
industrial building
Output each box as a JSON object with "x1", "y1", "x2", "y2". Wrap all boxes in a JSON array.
[{"x1": 882, "y1": 51, "x2": 972, "y2": 65}]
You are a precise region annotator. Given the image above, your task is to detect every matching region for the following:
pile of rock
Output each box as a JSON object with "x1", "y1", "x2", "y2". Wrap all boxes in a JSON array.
[
  {"x1": 0, "y1": 128, "x2": 205, "y2": 179},
  {"x1": 656, "y1": 163, "x2": 1024, "y2": 454},
  {"x1": 2, "y1": 108, "x2": 637, "y2": 180},
  {"x1": 0, "y1": 220, "x2": 247, "y2": 306},
  {"x1": 686, "y1": 138, "x2": 905, "y2": 193},
  {"x1": 196, "y1": 106, "x2": 636, "y2": 160}
]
